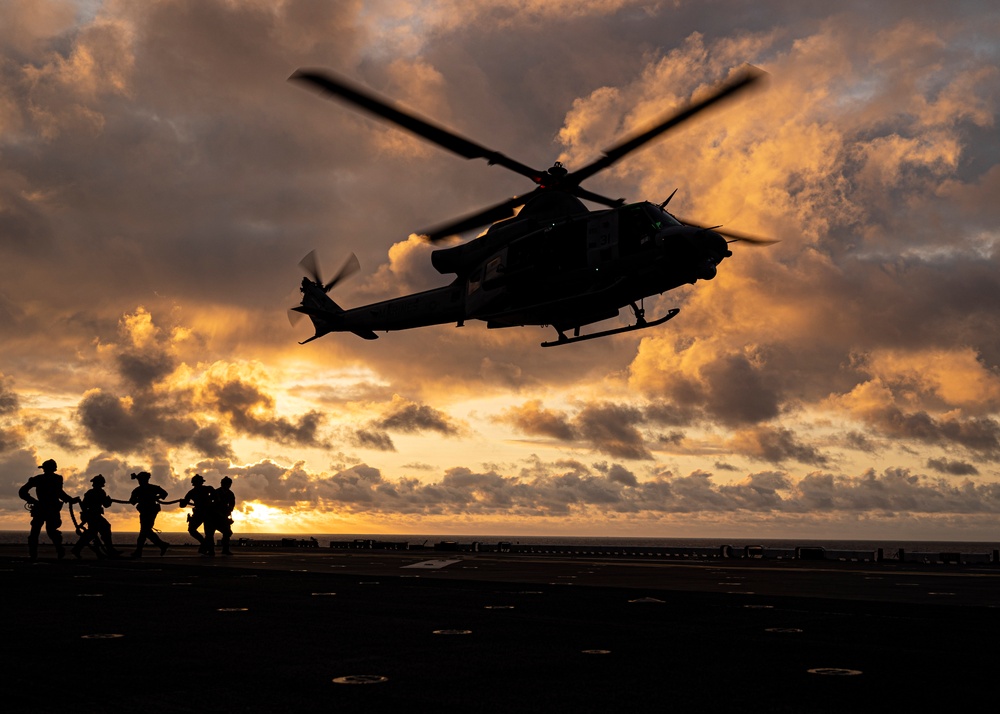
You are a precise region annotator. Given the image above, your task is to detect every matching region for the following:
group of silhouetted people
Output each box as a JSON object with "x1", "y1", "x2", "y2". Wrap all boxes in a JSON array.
[{"x1": 18, "y1": 459, "x2": 237, "y2": 560}]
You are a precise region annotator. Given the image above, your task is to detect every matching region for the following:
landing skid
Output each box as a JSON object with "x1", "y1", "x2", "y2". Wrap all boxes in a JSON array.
[{"x1": 541, "y1": 307, "x2": 680, "y2": 347}]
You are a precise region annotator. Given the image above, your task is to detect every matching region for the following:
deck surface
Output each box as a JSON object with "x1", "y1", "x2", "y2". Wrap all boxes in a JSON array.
[{"x1": 5, "y1": 544, "x2": 998, "y2": 712}]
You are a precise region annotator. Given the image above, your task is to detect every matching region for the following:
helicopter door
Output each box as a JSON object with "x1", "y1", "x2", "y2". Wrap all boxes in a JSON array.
[
  {"x1": 482, "y1": 252, "x2": 505, "y2": 290},
  {"x1": 467, "y1": 251, "x2": 506, "y2": 314},
  {"x1": 586, "y1": 213, "x2": 618, "y2": 267}
]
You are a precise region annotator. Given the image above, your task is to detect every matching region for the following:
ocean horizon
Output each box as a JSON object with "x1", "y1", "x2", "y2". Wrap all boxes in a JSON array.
[{"x1": 2, "y1": 530, "x2": 997, "y2": 554}]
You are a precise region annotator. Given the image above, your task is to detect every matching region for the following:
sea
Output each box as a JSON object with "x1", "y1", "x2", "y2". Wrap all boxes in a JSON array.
[{"x1": 2, "y1": 530, "x2": 997, "y2": 555}]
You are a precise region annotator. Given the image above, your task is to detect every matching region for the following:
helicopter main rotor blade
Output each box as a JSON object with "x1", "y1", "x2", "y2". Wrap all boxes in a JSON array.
[
  {"x1": 290, "y1": 69, "x2": 547, "y2": 183},
  {"x1": 419, "y1": 190, "x2": 541, "y2": 242},
  {"x1": 571, "y1": 186, "x2": 625, "y2": 208},
  {"x1": 568, "y1": 65, "x2": 768, "y2": 186},
  {"x1": 719, "y1": 230, "x2": 779, "y2": 245},
  {"x1": 675, "y1": 216, "x2": 778, "y2": 245}
]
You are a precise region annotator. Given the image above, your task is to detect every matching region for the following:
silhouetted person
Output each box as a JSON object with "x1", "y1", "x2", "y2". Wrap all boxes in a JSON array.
[
  {"x1": 181, "y1": 474, "x2": 215, "y2": 556},
  {"x1": 212, "y1": 477, "x2": 236, "y2": 556},
  {"x1": 18, "y1": 459, "x2": 78, "y2": 560},
  {"x1": 72, "y1": 474, "x2": 123, "y2": 559},
  {"x1": 128, "y1": 471, "x2": 170, "y2": 557}
]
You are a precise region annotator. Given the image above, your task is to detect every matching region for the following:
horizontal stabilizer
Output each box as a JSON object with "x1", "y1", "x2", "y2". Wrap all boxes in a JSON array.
[{"x1": 291, "y1": 305, "x2": 378, "y2": 341}]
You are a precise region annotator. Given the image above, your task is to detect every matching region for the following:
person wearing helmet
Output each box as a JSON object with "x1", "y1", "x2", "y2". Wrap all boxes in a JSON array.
[
  {"x1": 128, "y1": 471, "x2": 170, "y2": 557},
  {"x1": 18, "y1": 459, "x2": 79, "y2": 560},
  {"x1": 180, "y1": 474, "x2": 216, "y2": 556},
  {"x1": 71, "y1": 474, "x2": 123, "y2": 559},
  {"x1": 212, "y1": 476, "x2": 237, "y2": 556}
]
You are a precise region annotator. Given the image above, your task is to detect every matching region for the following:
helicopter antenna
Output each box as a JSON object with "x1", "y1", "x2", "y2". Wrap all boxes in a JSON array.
[{"x1": 659, "y1": 189, "x2": 678, "y2": 209}]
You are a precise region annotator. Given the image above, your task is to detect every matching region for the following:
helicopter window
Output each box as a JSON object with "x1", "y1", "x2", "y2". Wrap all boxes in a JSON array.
[
  {"x1": 619, "y1": 205, "x2": 659, "y2": 255},
  {"x1": 644, "y1": 203, "x2": 682, "y2": 228},
  {"x1": 467, "y1": 268, "x2": 482, "y2": 295}
]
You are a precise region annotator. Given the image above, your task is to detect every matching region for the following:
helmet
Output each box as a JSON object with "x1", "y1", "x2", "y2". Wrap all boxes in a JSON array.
[
  {"x1": 91, "y1": 474, "x2": 106, "y2": 485},
  {"x1": 220, "y1": 476, "x2": 233, "y2": 487},
  {"x1": 191, "y1": 474, "x2": 205, "y2": 485},
  {"x1": 132, "y1": 471, "x2": 151, "y2": 482},
  {"x1": 39, "y1": 459, "x2": 58, "y2": 472}
]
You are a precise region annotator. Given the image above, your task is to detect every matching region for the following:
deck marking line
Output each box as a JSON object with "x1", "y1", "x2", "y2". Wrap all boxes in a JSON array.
[{"x1": 402, "y1": 559, "x2": 462, "y2": 570}]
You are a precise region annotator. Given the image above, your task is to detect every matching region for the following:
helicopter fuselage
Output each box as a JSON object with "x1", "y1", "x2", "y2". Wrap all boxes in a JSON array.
[{"x1": 298, "y1": 198, "x2": 731, "y2": 343}]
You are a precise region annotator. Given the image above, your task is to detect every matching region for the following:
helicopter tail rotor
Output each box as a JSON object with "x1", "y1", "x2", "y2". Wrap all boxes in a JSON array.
[
  {"x1": 298, "y1": 250, "x2": 361, "y2": 292},
  {"x1": 290, "y1": 251, "x2": 377, "y2": 342}
]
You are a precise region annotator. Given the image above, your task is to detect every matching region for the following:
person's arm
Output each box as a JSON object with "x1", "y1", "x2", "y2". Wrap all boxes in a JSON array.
[
  {"x1": 60, "y1": 488, "x2": 81, "y2": 504},
  {"x1": 18, "y1": 480, "x2": 35, "y2": 504}
]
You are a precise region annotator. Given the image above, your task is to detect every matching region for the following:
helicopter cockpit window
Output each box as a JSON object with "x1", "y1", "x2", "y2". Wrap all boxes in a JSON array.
[
  {"x1": 618, "y1": 204, "x2": 660, "y2": 255},
  {"x1": 643, "y1": 203, "x2": 683, "y2": 228}
]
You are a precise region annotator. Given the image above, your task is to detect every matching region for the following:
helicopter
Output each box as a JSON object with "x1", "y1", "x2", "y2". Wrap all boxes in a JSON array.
[{"x1": 288, "y1": 66, "x2": 774, "y2": 347}]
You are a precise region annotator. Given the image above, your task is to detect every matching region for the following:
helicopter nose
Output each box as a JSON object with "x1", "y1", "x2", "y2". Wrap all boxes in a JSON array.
[
  {"x1": 706, "y1": 230, "x2": 732, "y2": 261},
  {"x1": 690, "y1": 228, "x2": 730, "y2": 280},
  {"x1": 689, "y1": 228, "x2": 730, "y2": 263}
]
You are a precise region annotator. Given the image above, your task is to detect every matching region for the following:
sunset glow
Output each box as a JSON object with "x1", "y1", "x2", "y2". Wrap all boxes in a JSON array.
[{"x1": 2, "y1": 1, "x2": 999, "y2": 539}]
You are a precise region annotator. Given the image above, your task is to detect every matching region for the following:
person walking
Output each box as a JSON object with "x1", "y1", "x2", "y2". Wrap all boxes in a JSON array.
[
  {"x1": 128, "y1": 471, "x2": 170, "y2": 557},
  {"x1": 180, "y1": 474, "x2": 215, "y2": 556},
  {"x1": 18, "y1": 459, "x2": 78, "y2": 560},
  {"x1": 212, "y1": 476, "x2": 236, "y2": 556},
  {"x1": 71, "y1": 474, "x2": 124, "y2": 558}
]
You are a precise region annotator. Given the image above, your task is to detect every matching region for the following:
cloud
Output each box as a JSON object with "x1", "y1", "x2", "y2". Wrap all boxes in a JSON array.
[
  {"x1": 345, "y1": 394, "x2": 467, "y2": 452},
  {"x1": 606, "y1": 463, "x2": 638, "y2": 487},
  {"x1": 630, "y1": 341, "x2": 781, "y2": 427},
  {"x1": 832, "y1": 378, "x2": 1000, "y2": 458},
  {"x1": 73, "y1": 308, "x2": 335, "y2": 456},
  {"x1": 0, "y1": 448, "x2": 45, "y2": 512},
  {"x1": 727, "y1": 425, "x2": 828, "y2": 466},
  {"x1": 574, "y1": 402, "x2": 652, "y2": 460},
  {"x1": 200, "y1": 458, "x2": 319, "y2": 506},
  {"x1": 350, "y1": 428, "x2": 396, "y2": 452},
  {"x1": 374, "y1": 394, "x2": 462, "y2": 435},
  {"x1": 197, "y1": 363, "x2": 327, "y2": 447},
  {"x1": 218, "y1": 458, "x2": 1000, "y2": 519},
  {"x1": 499, "y1": 400, "x2": 652, "y2": 459},
  {"x1": 499, "y1": 400, "x2": 576, "y2": 441},
  {"x1": 0, "y1": 426, "x2": 25, "y2": 453},
  {"x1": 926, "y1": 458, "x2": 979, "y2": 476},
  {"x1": 0, "y1": 375, "x2": 19, "y2": 415}
]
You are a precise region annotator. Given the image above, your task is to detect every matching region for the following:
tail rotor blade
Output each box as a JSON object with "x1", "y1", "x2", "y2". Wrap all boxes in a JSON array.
[
  {"x1": 287, "y1": 308, "x2": 305, "y2": 327},
  {"x1": 324, "y1": 253, "x2": 360, "y2": 292},
  {"x1": 299, "y1": 250, "x2": 323, "y2": 285}
]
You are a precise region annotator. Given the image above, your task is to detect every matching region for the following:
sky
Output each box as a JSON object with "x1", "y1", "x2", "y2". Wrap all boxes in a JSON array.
[{"x1": 2, "y1": 0, "x2": 1000, "y2": 539}]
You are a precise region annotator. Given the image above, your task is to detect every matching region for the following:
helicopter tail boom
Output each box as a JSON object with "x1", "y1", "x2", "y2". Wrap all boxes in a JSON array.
[{"x1": 293, "y1": 280, "x2": 379, "y2": 342}]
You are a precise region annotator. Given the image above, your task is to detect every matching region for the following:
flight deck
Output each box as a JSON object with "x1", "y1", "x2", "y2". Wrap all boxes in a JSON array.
[{"x1": 4, "y1": 543, "x2": 998, "y2": 712}]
